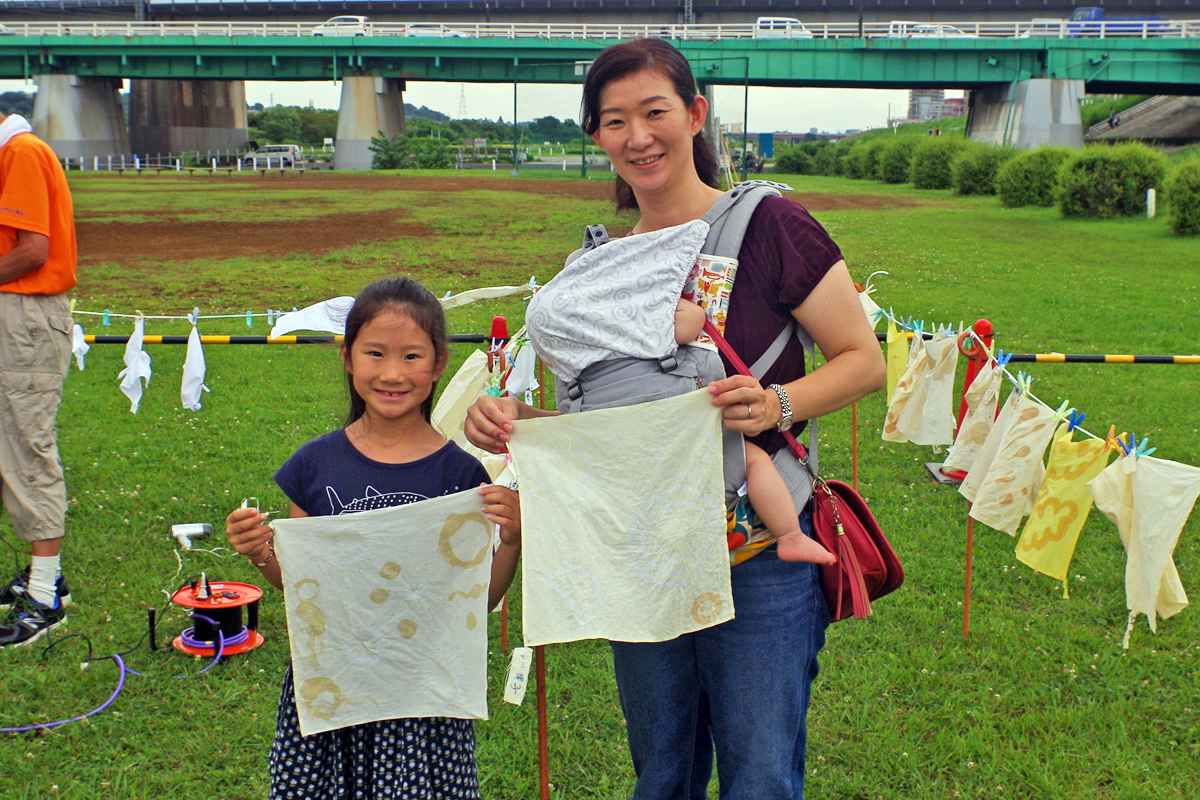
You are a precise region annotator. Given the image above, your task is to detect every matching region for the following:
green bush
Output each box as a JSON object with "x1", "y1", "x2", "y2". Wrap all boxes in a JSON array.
[
  {"x1": 909, "y1": 138, "x2": 967, "y2": 190},
  {"x1": 951, "y1": 143, "x2": 1018, "y2": 196},
  {"x1": 368, "y1": 133, "x2": 453, "y2": 170},
  {"x1": 1166, "y1": 159, "x2": 1200, "y2": 235},
  {"x1": 812, "y1": 143, "x2": 843, "y2": 176},
  {"x1": 877, "y1": 138, "x2": 922, "y2": 184},
  {"x1": 771, "y1": 145, "x2": 814, "y2": 175},
  {"x1": 842, "y1": 140, "x2": 886, "y2": 181},
  {"x1": 1056, "y1": 142, "x2": 1169, "y2": 218},
  {"x1": 994, "y1": 146, "x2": 1073, "y2": 207}
]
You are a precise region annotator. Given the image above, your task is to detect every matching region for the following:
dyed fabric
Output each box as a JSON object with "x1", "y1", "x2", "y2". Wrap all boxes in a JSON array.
[
  {"x1": 1088, "y1": 455, "x2": 1200, "y2": 639},
  {"x1": 180, "y1": 326, "x2": 208, "y2": 412},
  {"x1": 117, "y1": 317, "x2": 151, "y2": 414},
  {"x1": 885, "y1": 319, "x2": 906, "y2": 405},
  {"x1": 965, "y1": 393, "x2": 1058, "y2": 535},
  {"x1": 882, "y1": 334, "x2": 926, "y2": 443},
  {"x1": 272, "y1": 489, "x2": 494, "y2": 736},
  {"x1": 891, "y1": 332, "x2": 959, "y2": 446},
  {"x1": 508, "y1": 389, "x2": 732, "y2": 646},
  {"x1": 1015, "y1": 423, "x2": 1111, "y2": 592},
  {"x1": 942, "y1": 363, "x2": 1004, "y2": 474},
  {"x1": 959, "y1": 388, "x2": 1022, "y2": 504}
]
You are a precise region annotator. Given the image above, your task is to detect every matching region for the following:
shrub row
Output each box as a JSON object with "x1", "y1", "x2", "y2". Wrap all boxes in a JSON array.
[{"x1": 770, "y1": 136, "x2": 1196, "y2": 234}]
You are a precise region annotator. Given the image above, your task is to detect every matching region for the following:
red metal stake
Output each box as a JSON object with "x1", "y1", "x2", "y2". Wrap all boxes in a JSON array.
[
  {"x1": 851, "y1": 401, "x2": 859, "y2": 492},
  {"x1": 500, "y1": 596, "x2": 508, "y2": 651},
  {"x1": 963, "y1": 514, "x2": 975, "y2": 639},
  {"x1": 536, "y1": 645, "x2": 550, "y2": 800}
]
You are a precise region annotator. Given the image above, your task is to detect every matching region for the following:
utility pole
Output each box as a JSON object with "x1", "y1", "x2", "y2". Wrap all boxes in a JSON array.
[{"x1": 684, "y1": 0, "x2": 695, "y2": 25}]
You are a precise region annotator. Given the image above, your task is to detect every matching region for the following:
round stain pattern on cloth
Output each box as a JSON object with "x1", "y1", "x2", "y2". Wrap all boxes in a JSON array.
[
  {"x1": 380, "y1": 561, "x2": 402, "y2": 580},
  {"x1": 370, "y1": 588, "x2": 390, "y2": 604},
  {"x1": 466, "y1": 612, "x2": 477, "y2": 630},
  {"x1": 438, "y1": 512, "x2": 491, "y2": 568},
  {"x1": 398, "y1": 619, "x2": 419, "y2": 639},
  {"x1": 691, "y1": 593, "x2": 723, "y2": 624}
]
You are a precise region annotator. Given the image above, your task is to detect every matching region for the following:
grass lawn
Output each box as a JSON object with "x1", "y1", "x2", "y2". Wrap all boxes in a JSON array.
[{"x1": 0, "y1": 170, "x2": 1197, "y2": 799}]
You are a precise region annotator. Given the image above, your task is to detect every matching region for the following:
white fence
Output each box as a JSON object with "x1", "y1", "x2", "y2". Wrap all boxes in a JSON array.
[{"x1": 3, "y1": 19, "x2": 1200, "y2": 40}]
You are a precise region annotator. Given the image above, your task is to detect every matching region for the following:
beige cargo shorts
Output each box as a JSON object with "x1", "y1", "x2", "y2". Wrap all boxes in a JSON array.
[{"x1": 0, "y1": 292, "x2": 72, "y2": 542}]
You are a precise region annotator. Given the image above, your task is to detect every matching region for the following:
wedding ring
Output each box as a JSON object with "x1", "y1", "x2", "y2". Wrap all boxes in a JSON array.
[{"x1": 745, "y1": 403, "x2": 753, "y2": 420}]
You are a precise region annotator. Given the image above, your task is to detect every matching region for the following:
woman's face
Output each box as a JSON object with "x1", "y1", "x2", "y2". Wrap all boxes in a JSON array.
[{"x1": 591, "y1": 69, "x2": 708, "y2": 199}]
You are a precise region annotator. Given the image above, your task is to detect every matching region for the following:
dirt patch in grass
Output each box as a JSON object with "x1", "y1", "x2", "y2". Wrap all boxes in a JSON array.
[
  {"x1": 791, "y1": 193, "x2": 922, "y2": 211},
  {"x1": 77, "y1": 208, "x2": 434, "y2": 265}
]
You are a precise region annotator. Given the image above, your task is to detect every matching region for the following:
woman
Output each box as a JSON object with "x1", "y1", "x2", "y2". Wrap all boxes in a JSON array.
[{"x1": 466, "y1": 39, "x2": 885, "y2": 800}]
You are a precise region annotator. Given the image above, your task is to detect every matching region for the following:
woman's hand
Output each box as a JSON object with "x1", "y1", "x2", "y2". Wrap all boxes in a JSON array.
[
  {"x1": 464, "y1": 395, "x2": 523, "y2": 454},
  {"x1": 225, "y1": 506, "x2": 273, "y2": 562},
  {"x1": 707, "y1": 375, "x2": 781, "y2": 437}
]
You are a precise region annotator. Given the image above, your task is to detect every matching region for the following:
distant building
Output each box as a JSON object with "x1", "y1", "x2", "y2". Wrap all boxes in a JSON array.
[{"x1": 909, "y1": 90, "x2": 963, "y2": 122}]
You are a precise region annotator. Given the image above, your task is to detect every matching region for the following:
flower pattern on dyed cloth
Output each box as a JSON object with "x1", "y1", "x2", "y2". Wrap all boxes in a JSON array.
[{"x1": 269, "y1": 666, "x2": 480, "y2": 800}]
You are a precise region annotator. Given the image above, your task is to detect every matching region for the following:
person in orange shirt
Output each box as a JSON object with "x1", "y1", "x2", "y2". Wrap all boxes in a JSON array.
[{"x1": 0, "y1": 110, "x2": 77, "y2": 647}]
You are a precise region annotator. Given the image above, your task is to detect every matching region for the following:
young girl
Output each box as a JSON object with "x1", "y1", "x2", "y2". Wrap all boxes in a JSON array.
[{"x1": 225, "y1": 276, "x2": 521, "y2": 799}]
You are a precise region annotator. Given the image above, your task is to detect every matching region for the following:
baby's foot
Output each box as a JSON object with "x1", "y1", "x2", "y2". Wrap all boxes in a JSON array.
[{"x1": 776, "y1": 529, "x2": 836, "y2": 565}]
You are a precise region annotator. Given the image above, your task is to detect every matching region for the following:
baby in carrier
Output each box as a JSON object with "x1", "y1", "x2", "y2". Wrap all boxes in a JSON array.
[{"x1": 672, "y1": 299, "x2": 835, "y2": 565}]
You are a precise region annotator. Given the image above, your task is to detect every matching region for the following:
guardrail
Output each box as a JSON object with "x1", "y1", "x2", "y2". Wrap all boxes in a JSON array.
[{"x1": 2, "y1": 19, "x2": 1200, "y2": 40}]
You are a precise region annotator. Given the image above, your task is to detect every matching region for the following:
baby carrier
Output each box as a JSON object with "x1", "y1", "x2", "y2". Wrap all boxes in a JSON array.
[{"x1": 545, "y1": 181, "x2": 821, "y2": 513}]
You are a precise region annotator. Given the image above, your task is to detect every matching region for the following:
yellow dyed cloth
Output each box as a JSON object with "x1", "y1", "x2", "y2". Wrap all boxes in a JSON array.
[
  {"x1": 882, "y1": 335, "x2": 927, "y2": 443},
  {"x1": 1088, "y1": 455, "x2": 1200, "y2": 641},
  {"x1": 892, "y1": 332, "x2": 959, "y2": 446},
  {"x1": 430, "y1": 348, "x2": 508, "y2": 480},
  {"x1": 942, "y1": 363, "x2": 1004, "y2": 474},
  {"x1": 508, "y1": 389, "x2": 732, "y2": 647},
  {"x1": 966, "y1": 393, "x2": 1057, "y2": 535},
  {"x1": 885, "y1": 319, "x2": 906, "y2": 402},
  {"x1": 1015, "y1": 423, "x2": 1111, "y2": 593},
  {"x1": 272, "y1": 489, "x2": 494, "y2": 736}
]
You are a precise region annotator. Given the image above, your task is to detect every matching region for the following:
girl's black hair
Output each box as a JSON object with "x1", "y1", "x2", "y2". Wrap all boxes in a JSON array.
[
  {"x1": 580, "y1": 38, "x2": 721, "y2": 212},
  {"x1": 341, "y1": 277, "x2": 448, "y2": 427}
]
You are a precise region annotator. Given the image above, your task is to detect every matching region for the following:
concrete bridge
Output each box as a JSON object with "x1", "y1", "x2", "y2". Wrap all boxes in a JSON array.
[{"x1": 3, "y1": 21, "x2": 1199, "y2": 167}]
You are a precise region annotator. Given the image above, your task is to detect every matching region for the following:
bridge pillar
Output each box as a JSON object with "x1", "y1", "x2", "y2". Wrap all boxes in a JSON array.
[
  {"x1": 30, "y1": 75, "x2": 129, "y2": 159},
  {"x1": 128, "y1": 80, "x2": 249, "y2": 156},
  {"x1": 965, "y1": 79, "x2": 1084, "y2": 149},
  {"x1": 334, "y1": 76, "x2": 405, "y2": 171}
]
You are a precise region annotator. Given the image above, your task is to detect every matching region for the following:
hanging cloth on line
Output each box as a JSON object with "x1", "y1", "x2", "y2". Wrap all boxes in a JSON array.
[
  {"x1": 967, "y1": 393, "x2": 1059, "y2": 536},
  {"x1": 889, "y1": 331, "x2": 959, "y2": 446},
  {"x1": 117, "y1": 317, "x2": 152, "y2": 414},
  {"x1": 1088, "y1": 454, "x2": 1200, "y2": 647},
  {"x1": 942, "y1": 362, "x2": 1004, "y2": 474},
  {"x1": 1015, "y1": 422, "x2": 1112, "y2": 596}
]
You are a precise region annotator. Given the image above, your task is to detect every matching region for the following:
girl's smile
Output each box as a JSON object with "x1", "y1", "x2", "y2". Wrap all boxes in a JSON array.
[{"x1": 344, "y1": 309, "x2": 446, "y2": 426}]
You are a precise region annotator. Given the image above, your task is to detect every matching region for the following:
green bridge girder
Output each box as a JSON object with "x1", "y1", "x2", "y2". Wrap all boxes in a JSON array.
[{"x1": 2, "y1": 36, "x2": 1199, "y2": 93}]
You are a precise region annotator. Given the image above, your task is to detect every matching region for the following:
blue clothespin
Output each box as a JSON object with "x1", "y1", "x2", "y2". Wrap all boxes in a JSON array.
[
  {"x1": 1133, "y1": 437, "x2": 1155, "y2": 459},
  {"x1": 1118, "y1": 432, "x2": 1136, "y2": 456},
  {"x1": 995, "y1": 349, "x2": 1013, "y2": 369},
  {"x1": 1066, "y1": 409, "x2": 1086, "y2": 432},
  {"x1": 442, "y1": 290, "x2": 452, "y2": 300},
  {"x1": 102, "y1": 309, "x2": 110, "y2": 326},
  {"x1": 246, "y1": 310, "x2": 253, "y2": 328},
  {"x1": 187, "y1": 307, "x2": 200, "y2": 326}
]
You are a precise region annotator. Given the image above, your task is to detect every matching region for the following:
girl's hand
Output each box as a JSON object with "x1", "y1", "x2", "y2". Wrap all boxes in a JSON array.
[
  {"x1": 464, "y1": 395, "x2": 522, "y2": 454},
  {"x1": 707, "y1": 375, "x2": 781, "y2": 437},
  {"x1": 479, "y1": 484, "x2": 521, "y2": 546},
  {"x1": 225, "y1": 506, "x2": 273, "y2": 562}
]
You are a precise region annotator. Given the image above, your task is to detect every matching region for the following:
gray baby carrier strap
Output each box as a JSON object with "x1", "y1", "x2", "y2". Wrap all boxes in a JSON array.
[{"x1": 558, "y1": 181, "x2": 818, "y2": 509}]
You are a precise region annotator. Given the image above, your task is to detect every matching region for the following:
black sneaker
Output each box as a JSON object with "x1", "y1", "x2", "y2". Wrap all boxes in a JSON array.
[
  {"x1": 0, "y1": 567, "x2": 71, "y2": 610},
  {"x1": 0, "y1": 597, "x2": 67, "y2": 648}
]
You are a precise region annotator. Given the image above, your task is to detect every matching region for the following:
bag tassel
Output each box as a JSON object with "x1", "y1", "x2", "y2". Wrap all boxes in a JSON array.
[{"x1": 835, "y1": 525, "x2": 872, "y2": 619}]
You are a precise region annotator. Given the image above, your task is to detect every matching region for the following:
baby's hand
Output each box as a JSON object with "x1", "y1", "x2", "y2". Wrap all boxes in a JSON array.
[{"x1": 479, "y1": 483, "x2": 521, "y2": 546}]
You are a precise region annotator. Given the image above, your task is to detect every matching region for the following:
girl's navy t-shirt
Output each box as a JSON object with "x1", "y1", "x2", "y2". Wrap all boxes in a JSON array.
[{"x1": 274, "y1": 429, "x2": 490, "y2": 518}]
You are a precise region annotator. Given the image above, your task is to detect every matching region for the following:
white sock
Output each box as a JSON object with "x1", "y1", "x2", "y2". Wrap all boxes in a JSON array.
[{"x1": 28, "y1": 555, "x2": 61, "y2": 607}]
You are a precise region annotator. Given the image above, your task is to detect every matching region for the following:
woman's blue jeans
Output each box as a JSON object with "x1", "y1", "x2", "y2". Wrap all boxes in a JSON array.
[{"x1": 610, "y1": 513, "x2": 830, "y2": 800}]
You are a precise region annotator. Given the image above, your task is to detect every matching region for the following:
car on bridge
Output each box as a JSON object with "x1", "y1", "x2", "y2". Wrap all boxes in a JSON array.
[
  {"x1": 887, "y1": 22, "x2": 975, "y2": 38},
  {"x1": 311, "y1": 16, "x2": 371, "y2": 37},
  {"x1": 753, "y1": 17, "x2": 814, "y2": 40},
  {"x1": 403, "y1": 23, "x2": 469, "y2": 38}
]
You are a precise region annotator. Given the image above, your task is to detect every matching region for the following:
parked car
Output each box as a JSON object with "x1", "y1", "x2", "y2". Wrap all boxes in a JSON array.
[
  {"x1": 242, "y1": 144, "x2": 304, "y2": 167},
  {"x1": 753, "y1": 17, "x2": 814, "y2": 39},
  {"x1": 311, "y1": 16, "x2": 371, "y2": 37},
  {"x1": 403, "y1": 23, "x2": 469, "y2": 38},
  {"x1": 887, "y1": 21, "x2": 975, "y2": 38}
]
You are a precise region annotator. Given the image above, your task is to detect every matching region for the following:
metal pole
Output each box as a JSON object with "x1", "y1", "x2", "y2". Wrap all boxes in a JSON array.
[
  {"x1": 742, "y1": 59, "x2": 749, "y2": 175},
  {"x1": 511, "y1": 80, "x2": 520, "y2": 177},
  {"x1": 580, "y1": 126, "x2": 588, "y2": 179}
]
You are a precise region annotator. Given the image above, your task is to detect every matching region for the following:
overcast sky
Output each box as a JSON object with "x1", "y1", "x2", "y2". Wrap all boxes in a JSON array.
[{"x1": 1, "y1": 76, "x2": 957, "y2": 134}]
